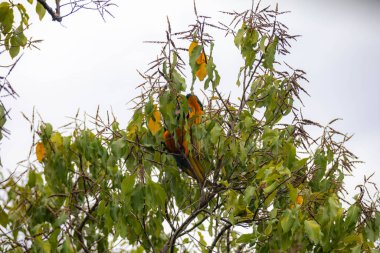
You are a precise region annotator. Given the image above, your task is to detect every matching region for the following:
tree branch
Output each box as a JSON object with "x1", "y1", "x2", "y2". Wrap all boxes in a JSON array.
[
  {"x1": 36, "y1": 0, "x2": 62, "y2": 22},
  {"x1": 160, "y1": 192, "x2": 216, "y2": 253},
  {"x1": 208, "y1": 223, "x2": 232, "y2": 253}
]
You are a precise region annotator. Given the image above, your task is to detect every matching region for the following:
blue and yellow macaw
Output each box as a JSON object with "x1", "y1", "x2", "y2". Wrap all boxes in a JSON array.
[{"x1": 164, "y1": 94, "x2": 205, "y2": 184}]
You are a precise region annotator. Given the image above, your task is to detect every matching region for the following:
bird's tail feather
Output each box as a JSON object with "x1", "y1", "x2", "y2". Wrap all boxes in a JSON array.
[{"x1": 188, "y1": 156, "x2": 205, "y2": 184}]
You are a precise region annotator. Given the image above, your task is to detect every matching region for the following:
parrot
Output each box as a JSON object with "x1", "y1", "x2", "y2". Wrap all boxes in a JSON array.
[{"x1": 163, "y1": 94, "x2": 205, "y2": 184}]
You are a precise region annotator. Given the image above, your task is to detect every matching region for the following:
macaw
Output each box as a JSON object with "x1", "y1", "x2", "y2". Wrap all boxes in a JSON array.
[{"x1": 164, "y1": 94, "x2": 205, "y2": 184}]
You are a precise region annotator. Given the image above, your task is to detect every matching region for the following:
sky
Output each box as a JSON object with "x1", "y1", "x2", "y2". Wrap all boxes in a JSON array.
[{"x1": 1, "y1": 0, "x2": 379, "y2": 198}]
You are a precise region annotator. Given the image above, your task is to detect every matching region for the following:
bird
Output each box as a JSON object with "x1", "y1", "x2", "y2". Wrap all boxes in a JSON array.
[{"x1": 163, "y1": 94, "x2": 205, "y2": 184}]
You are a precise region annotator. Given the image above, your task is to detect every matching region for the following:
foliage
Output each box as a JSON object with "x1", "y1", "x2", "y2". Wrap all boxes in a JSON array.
[
  {"x1": 0, "y1": 3, "x2": 379, "y2": 253},
  {"x1": 0, "y1": 0, "x2": 115, "y2": 143},
  {"x1": 0, "y1": 0, "x2": 116, "y2": 58}
]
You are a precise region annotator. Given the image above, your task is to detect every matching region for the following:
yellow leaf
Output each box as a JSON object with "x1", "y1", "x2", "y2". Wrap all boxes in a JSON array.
[
  {"x1": 189, "y1": 41, "x2": 207, "y2": 64},
  {"x1": 196, "y1": 62, "x2": 207, "y2": 81},
  {"x1": 36, "y1": 142, "x2": 45, "y2": 162},
  {"x1": 196, "y1": 52, "x2": 206, "y2": 65},
  {"x1": 189, "y1": 41, "x2": 208, "y2": 81},
  {"x1": 127, "y1": 124, "x2": 138, "y2": 138},
  {"x1": 188, "y1": 41, "x2": 198, "y2": 56},
  {"x1": 296, "y1": 195, "x2": 303, "y2": 205},
  {"x1": 148, "y1": 106, "x2": 162, "y2": 135}
]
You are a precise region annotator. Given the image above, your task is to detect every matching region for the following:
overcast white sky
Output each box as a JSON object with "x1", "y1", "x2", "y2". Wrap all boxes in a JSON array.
[{"x1": 1, "y1": 0, "x2": 379, "y2": 198}]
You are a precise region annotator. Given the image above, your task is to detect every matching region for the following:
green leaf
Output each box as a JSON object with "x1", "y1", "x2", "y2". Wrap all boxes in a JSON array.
[
  {"x1": 27, "y1": 170, "x2": 37, "y2": 187},
  {"x1": 103, "y1": 206, "x2": 113, "y2": 230},
  {"x1": 287, "y1": 183, "x2": 297, "y2": 202},
  {"x1": 121, "y1": 174, "x2": 135, "y2": 196},
  {"x1": 311, "y1": 149, "x2": 328, "y2": 188},
  {"x1": 345, "y1": 205, "x2": 360, "y2": 231},
  {"x1": 36, "y1": 2, "x2": 46, "y2": 20},
  {"x1": 304, "y1": 220, "x2": 322, "y2": 244},
  {"x1": 27, "y1": 0, "x2": 33, "y2": 4},
  {"x1": 40, "y1": 241, "x2": 51, "y2": 253},
  {"x1": 9, "y1": 45, "x2": 20, "y2": 58},
  {"x1": 234, "y1": 27, "x2": 244, "y2": 48},
  {"x1": 189, "y1": 45, "x2": 202, "y2": 70},
  {"x1": 351, "y1": 245, "x2": 361, "y2": 253},
  {"x1": 263, "y1": 36, "x2": 279, "y2": 69},
  {"x1": 0, "y1": 104, "x2": 6, "y2": 128},
  {"x1": 41, "y1": 123, "x2": 53, "y2": 138},
  {"x1": 375, "y1": 211, "x2": 380, "y2": 228},
  {"x1": 0, "y1": 205, "x2": 9, "y2": 227},
  {"x1": 327, "y1": 147, "x2": 334, "y2": 163},
  {"x1": 243, "y1": 186, "x2": 256, "y2": 204},
  {"x1": 54, "y1": 213, "x2": 68, "y2": 227},
  {"x1": 0, "y1": 4, "x2": 14, "y2": 34},
  {"x1": 295, "y1": 157, "x2": 308, "y2": 169},
  {"x1": 170, "y1": 51, "x2": 178, "y2": 72},
  {"x1": 18, "y1": 32, "x2": 27, "y2": 47},
  {"x1": 280, "y1": 209, "x2": 293, "y2": 233},
  {"x1": 131, "y1": 246, "x2": 145, "y2": 253},
  {"x1": 264, "y1": 223, "x2": 272, "y2": 235},
  {"x1": 204, "y1": 56, "x2": 220, "y2": 90},
  {"x1": 172, "y1": 69, "x2": 186, "y2": 91},
  {"x1": 131, "y1": 184, "x2": 145, "y2": 212},
  {"x1": 4, "y1": 33, "x2": 11, "y2": 50},
  {"x1": 236, "y1": 233, "x2": 255, "y2": 243},
  {"x1": 13, "y1": 25, "x2": 27, "y2": 46},
  {"x1": 146, "y1": 180, "x2": 166, "y2": 209},
  {"x1": 48, "y1": 228, "x2": 60, "y2": 250},
  {"x1": 247, "y1": 29, "x2": 259, "y2": 47},
  {"x1": 111, "y1": 138, "x2": 127, "y2": 159},
  {"x1": 259, "y1": 35, "x2": 267, "y2": 52},
  {"x1": 239, "y1": 141, "x2": 247, "y2": 162},
  {"x1": 270, "y1": 208, "x2": 278, "y2": 219},
  {"x1": 264, "y1": 191, "x2": 276, "y2": 206},
  {"x1": 263, "y1": 182, "x2": 277, "y2": 195},
  {"x1": 328, "y1": 195, "x2": 341, "y2": 219},
  {"x1": 365, "y1": 225, "x2": 375, "y2": 242},
  {"x1": 0, "y1": 104, "x2": 5, "y2": 141},
  {"x1": 97, "y1": 238, "x2": 109, "y2": 252},
  {"x1": 236, "y1": 67, "x2": 244, "y2": 87},
  {"x1": 61, "y1": 237, "x2": 74, "y2": 253},
  {"x1": 284, "y1": 142, "x2": 296, "y2": 169},
  {"x1": 0, "y1": 2, "x2": 10, "y2": 23},
  {"x1": 145, "y1": 98, "x2": 154, "y2": 117},
  {"x1": 243, "y1": 115, "x2": 254, "y2": 129},
  {"x1": 208, "y1": 217, "x2": 213, "y2": 237},
  {"x1": 198, "y1": 232, "x2": 207, "y2": 252},
  {"x1": 210, "y1": 124, "x2": 222, "y2": 144},
  {"x1": 0, "y1": 1, "x2": 10, "y2": 10},
  {"x1": 230, "y1": 141, "x2": 238, "y2": 157}
]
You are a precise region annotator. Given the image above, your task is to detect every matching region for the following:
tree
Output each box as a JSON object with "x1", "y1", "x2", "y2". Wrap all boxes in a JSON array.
[{"x1": 0, "y1": 3, "x2": 379, "y2": 252}]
